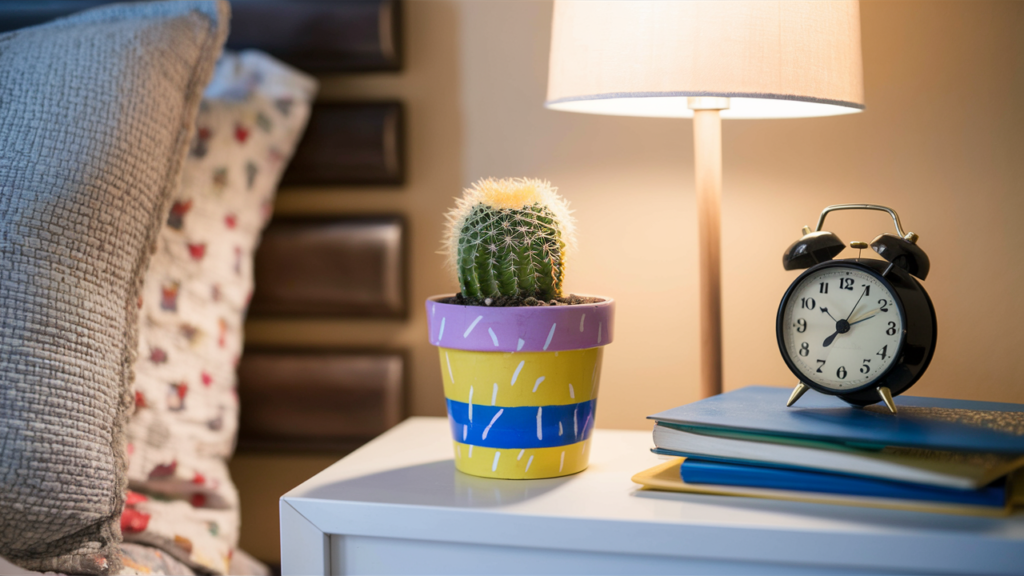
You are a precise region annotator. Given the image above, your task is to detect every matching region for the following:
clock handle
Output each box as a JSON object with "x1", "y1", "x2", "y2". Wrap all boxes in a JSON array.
[
  {"x1": 808, "y1": 204, "x2": 930, "y2": 280},
  {"x1": 782, "y1": 204, "x2": 909, "y2": 272},
  {"x1": 814, "y1": 204, "x2": 908, "y2": 237}
]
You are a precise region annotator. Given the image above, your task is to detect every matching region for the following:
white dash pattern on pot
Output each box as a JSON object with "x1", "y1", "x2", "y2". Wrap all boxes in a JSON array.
[
  {"x1": 482, "y1": 409, "x2": 503, "y2": 440},
  {"x1": 543, "y1": 322, "x2": 557, "y2": 351},
  {"x1": 511, "y1": 360, "x2": 525, "y2": 386},
  {"x1": 532, "y1": 376, "x2": 545, "y2": 392},
  {"x1": 464, "y1": 315, "x2": 483, "y2": 338},
  {"x1": 488, "y1": 327, "x2": 499, "y2": 347}
]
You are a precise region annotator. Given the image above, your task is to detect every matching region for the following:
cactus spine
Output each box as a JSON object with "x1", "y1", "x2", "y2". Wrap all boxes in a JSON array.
[{"x1": 445, "y1": 178, "x2": 575, "y2": 302}]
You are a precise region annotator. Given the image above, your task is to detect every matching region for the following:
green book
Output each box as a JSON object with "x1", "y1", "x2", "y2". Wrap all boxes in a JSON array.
[{"x1": 653, "y1": 422, "x2": 1024, "y2": 489}]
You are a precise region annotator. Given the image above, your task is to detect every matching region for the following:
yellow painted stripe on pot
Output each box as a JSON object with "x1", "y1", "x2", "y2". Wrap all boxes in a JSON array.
[
  {"x1": 451, "y1": 439, "x2": 592, "y2": 479},
  {"x1": 439, "y1": 347, "x2": 602, "y2": 408}
]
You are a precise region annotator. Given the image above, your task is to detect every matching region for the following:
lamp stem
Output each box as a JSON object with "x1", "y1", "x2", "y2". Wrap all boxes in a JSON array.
[{"x1": 692, "y1": 109, "x2": 723, "y2": 398}]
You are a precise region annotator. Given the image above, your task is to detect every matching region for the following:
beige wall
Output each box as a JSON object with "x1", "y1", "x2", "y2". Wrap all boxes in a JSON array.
[
  {"x1": 455, "y1": 0, "x2": 1024, "y2": 423},
  {"x1": 235, "y1": 0, "x2": 1024, "y2": 562}
]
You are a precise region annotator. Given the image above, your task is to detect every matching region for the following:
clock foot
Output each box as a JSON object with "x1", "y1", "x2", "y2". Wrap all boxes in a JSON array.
[
  {"x1": 877, "y1": 386, "x2": 898, "y2": 414},
  {"x1": 786, "y1": 383, "x2": 810, "y2": 407}
]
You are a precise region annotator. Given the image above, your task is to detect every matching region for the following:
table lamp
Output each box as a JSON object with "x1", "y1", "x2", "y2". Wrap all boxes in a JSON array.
[{"x1": 546, "y1": 0, "x2": 865, "y2": 398}]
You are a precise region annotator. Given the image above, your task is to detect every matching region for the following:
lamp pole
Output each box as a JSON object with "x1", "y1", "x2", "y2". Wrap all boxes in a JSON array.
[{"x1": 689, "y1": 97, "x2": 729, "y2": 398}]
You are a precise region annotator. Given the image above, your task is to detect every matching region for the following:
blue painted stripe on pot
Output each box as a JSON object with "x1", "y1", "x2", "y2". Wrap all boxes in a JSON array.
[{"x1": 446, "y1": 399, "x2": 597, "y2": 449}]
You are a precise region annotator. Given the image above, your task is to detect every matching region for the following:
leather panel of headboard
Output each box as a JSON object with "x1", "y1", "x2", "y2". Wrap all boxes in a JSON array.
[
  {"x1": 0, "y1": 0, "x2": 402, "y2": 73},
  {"x1": 249, "y1": 217, "x2": 406, "y2": 317},
  {"x1": 237, "y1": 350, "x2": 405, "y2": 452},
  {"x1": 282, "y1": 102, "x2": 404, "y2": 186}
]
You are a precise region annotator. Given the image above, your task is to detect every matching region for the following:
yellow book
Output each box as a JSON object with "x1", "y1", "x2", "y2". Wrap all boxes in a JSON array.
[{"x1": 632, "y1": 458, "x2": 1022, "y2": 518}]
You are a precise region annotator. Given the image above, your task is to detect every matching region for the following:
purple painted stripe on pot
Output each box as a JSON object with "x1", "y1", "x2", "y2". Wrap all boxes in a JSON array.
[{"x1": 426, "y1": 294, "x2": 615, "y2": 352}]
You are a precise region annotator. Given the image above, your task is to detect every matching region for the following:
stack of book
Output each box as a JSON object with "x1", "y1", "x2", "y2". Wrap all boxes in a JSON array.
[{"x1": 633, "y1": 386, "x2": 1024, "y2": 516}]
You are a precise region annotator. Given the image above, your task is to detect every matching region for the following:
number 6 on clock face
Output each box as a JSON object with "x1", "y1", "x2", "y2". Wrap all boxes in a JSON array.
[{"x1": 781, "y1": 265, "x2": 904, "y2": 392}]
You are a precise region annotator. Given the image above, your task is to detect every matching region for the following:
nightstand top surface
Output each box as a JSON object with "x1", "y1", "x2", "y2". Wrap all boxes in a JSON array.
[{"x1": 282, "y1": 417, "x2": 1024, "y2": 575}]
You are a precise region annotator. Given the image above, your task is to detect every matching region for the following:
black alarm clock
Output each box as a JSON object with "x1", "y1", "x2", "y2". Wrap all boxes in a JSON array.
[{"x1": 777, "y1": 204, "x2": 937, "y2": 414}]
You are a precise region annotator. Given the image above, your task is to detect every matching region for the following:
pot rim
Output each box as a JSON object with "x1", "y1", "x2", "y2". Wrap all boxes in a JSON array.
[
  {"x1": 426, "y1": 293, "x2": 615, "y2": 307},
  {"x1": 425, "y1": 294, "x2": 615, "y2": 352}
]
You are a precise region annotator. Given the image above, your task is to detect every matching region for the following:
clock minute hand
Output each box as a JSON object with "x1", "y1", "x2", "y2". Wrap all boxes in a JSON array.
[{"x1": 845, "y1": 285, "x2": 869, "y2": 322}]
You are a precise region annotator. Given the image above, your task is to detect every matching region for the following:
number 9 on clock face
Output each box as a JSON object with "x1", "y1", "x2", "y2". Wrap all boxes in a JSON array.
[{"x1": 780, "y1": 265, "x2": 904, "y2": 392}]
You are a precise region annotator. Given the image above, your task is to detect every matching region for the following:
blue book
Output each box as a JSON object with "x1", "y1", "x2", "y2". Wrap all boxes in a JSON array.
[
  {"x1": 679, "y1": 458, "x2": 1008, "y2": 508},
  {"x1": 649, "y1": 386, "x2": 1024, "y2": 454}
]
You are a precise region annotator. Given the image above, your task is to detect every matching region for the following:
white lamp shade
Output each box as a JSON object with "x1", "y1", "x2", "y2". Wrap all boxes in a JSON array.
[{"x1": 546, "y1": 1, "x2": 865, "y2": 119}]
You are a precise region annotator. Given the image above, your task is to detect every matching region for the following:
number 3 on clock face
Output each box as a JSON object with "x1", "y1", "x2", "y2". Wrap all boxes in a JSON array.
[{"x1": 780, "y1": 265, "x2": 904, "y2": 392}]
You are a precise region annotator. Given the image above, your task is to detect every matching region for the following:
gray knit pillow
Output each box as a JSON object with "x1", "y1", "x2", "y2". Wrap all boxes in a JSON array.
[{"x1": 0, "y1": 2, "x2": 228, "y2": 574}]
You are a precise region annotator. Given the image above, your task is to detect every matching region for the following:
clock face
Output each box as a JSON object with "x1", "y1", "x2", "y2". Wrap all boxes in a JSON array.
[{"x1": 780, "y1": 264, "x2": 905, "y2": 392}]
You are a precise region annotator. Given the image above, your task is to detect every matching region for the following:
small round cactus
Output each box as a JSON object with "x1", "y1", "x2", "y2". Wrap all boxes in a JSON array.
[{"x1": 444, "y1": 178, "x2": 575, "y2": 302}]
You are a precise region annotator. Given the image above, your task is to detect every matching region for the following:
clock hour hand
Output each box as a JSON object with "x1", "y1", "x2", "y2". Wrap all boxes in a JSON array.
[
  {"x1": 823, "y1": 318, "x2": 852, "y2": 347},
  {"x1": 823, "y1": 331, "x2": 839, "y2": 347},
  {"x1": 820, "y1": 307, "x2": 838, "y2": 322}
]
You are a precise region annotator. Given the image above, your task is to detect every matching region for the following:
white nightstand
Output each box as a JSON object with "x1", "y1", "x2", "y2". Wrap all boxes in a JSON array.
[{"x1": 281, "y1": 417, "x2": 1024, "y2": 575}]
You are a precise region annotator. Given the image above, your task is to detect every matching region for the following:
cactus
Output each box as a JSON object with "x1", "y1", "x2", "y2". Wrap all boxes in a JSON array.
[{"x1": 444, "y1": 178, "x2": 575, "y2": 302}]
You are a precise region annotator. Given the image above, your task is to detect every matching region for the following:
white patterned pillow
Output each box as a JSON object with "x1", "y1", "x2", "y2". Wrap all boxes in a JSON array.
[{"x1": 123, "y1": 51, "x2": 317, "y2": 575}]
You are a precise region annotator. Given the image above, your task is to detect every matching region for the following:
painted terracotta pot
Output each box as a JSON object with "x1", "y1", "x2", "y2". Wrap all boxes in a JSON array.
[{"x1": 426, "y1": 295, "x2": 615, "y2": 479}]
